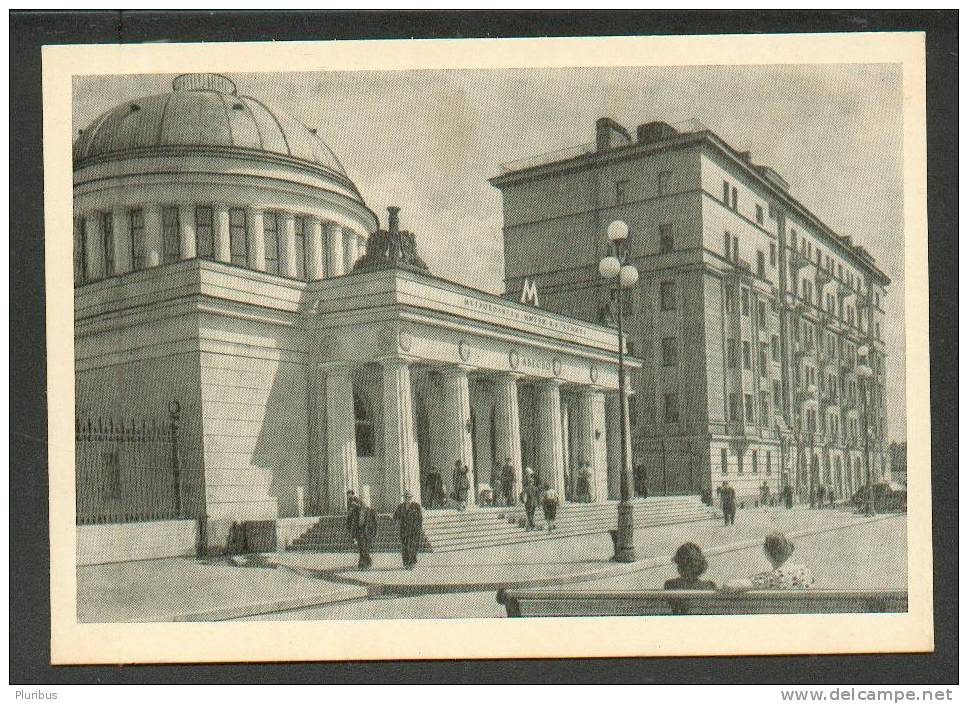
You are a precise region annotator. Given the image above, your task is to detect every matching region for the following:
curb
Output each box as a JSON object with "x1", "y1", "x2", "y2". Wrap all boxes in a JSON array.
[{"x1": 173, "y1": 583, "x2": 369, "y2": 622}]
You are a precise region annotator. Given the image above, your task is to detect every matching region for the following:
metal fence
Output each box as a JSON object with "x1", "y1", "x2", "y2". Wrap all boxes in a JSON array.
[{"x1": 75, "y1": 401, "x2": 200, "y2": 525}]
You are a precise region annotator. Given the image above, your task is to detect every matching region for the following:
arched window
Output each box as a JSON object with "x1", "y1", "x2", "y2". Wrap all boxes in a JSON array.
[{"x1": 354, "y1": 391, "x2": 374, "y2": 457}]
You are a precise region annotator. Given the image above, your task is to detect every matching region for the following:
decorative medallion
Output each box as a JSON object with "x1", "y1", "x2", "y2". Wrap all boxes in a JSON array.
[
  {"x1": 508, "y1": 348, "x2": 520, "y2": 370},
  {"x1": 458, "y1": 339, "x2": 471, "y2": 362},
  {"x1": 399, "y1": 329, "x2": 413, "y2": 353},
  {"x1": 590, "y1": 364, "x2": 599, "y2": 383},
  {"x1": 552, "y1": 357, "x2": 563, "y2": 377}
]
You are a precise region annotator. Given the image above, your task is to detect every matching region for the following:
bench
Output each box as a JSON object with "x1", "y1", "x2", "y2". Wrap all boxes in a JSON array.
[{"x1": 496, "y1": 588, "x2": 908, "y2": 617}]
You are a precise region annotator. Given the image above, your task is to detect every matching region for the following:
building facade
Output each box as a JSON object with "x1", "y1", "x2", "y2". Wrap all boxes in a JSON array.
[
  {"x1": 492, "y1": 118, "x2": 891, "y2": 503},
  {"x1": 73, "y1": 74, "x2": 639, "y2": 551}
]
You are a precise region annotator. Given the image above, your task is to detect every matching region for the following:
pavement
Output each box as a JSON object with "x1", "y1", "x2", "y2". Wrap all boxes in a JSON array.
[{"x1": 78, "y1": 506, "x2": 904, "y2": 622}]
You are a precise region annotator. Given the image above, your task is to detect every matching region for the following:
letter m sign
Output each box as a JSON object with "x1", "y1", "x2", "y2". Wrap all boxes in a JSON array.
[{"x1": 519, "y1": 278, "x2": 540, "y2": 307}]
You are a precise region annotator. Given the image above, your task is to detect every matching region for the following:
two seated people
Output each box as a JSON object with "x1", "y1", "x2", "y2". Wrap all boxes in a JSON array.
[{"x1": 664, "y1": 532, "x2": 815, "y2": 592}]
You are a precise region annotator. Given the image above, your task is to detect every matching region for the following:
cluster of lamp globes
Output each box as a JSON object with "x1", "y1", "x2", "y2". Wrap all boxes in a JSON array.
[{"x1": 598, "y1": 220, "x2": 639, "y2": 289}]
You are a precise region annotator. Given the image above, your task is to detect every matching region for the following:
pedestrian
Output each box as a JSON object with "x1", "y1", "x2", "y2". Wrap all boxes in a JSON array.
[
  {"x1": 783, "y1": 484, "x2": 794, "y2": 509},
  {"x1": 760, "y1": 481, "x2": 770, "y2": 508},
  {"x1": 452, "y1": 460, "x2": 470, "y2": 510},
  {"x1": 429, "y1": 468, "x2": 445, "y2": 508},
  {"x1": 346, "y1": 494, "x2": 377, "y2": 570},
  {"x1": 501, "y1": 457, "x2": 515, "y2": 506},
  {"x1": 577, "y1": 462, "x2": 592, "y2": 503},
  {"x1": 520, "y1": 476, "x2": 539, "y2": 531},
  {"x1": 393, "y1": 490, "x2": 423, "y2": 570},
  {"x1": 540, "y1": 483, "x2": 560, "y2": 532},
  {"x1": 719, "y1": 480, "x2": 736, "y2": 526}
]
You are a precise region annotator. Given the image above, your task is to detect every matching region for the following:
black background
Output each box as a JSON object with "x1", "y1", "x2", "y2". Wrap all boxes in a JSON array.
[{"x1": 9, "y1": 10, "x2": 958, "y2": 684}]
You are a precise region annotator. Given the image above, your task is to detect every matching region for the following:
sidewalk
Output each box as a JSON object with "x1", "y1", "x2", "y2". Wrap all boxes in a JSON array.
[
  {"x1": 77, "y1": 554, "x2": 368, "y2": 623},
  {"x1": 270, "y1": 506, "x2": 901, "y2": 596}
]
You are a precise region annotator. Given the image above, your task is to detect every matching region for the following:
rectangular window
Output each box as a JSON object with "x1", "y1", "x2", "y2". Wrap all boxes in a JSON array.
[
  {"x1": 293, "y1": 216, "x2": 307, "y2": 280},
  {"x1": 756, "y1": 205, "x2": 764, "y2": 225},
  {"x1": 724, "y1": 285, "x2": 735, "y2": 314},
  {"x1": 745, "y1": 393, "x2": 754, "y2": 423},
  {"x1": 723, "y1": 180, "x2": 730, "y2": 205},
  {"x1": 664, "y1": 393, "x2": 679, "y2": 424},
  {"x1": 130, "y1": 209, "x2": 145, "y2": 271},
  {"x1": 162, "y1": 206, "x2": 180, "y2": 264},
  {"x1": 743, "y1": 341, "x2": 751, "y2": 370},
  {"x1": 766, "y1": 450, "x2": 772, "y2": 475},
  {"x1": 737, "y1": 449, "x2": 744, "y2": 474},
  {"x1": 758, "y1": 300, "x2": 767, "y2": 325},
  {"x1": 761, "y1": 391, "x2": 770, "y2": 425},
  {"x1": 728, "y1": 393, "x2": 739, "y2": 423},
  {"x1": 657, "y1": 171, "x2": 672, "y2": 196},
  {"x1": 76, "y1": 217, "x2": 88, "y2": 282},
  {"x1": 759, "y1": 343, "x2": 768, "y2": 377},
  {"x1": 659, "y1": 223, "x2": 673, "y2": 254},
  {"x1": 741, "y1": 287, "x2": 750, "y2": 316},
  {"x1": 195, "y1": 206, "x2": 214, "y2": 259},
  {"x1": 263, "y1": 211, "x2": 280, "y2": 275},
  {"x1": 731, "y1": 186, "x2": 738, "y2": 211},
  {"x1": 727, "y1": 339, "x2": 737, "y2": 369},
  {"x1": 752, "y1": 450, "x2": 758, "y2": 474},
  {"x1": 101, "y1": 211, "x2": 115, "y2": 276},
  {"x1": 771, "y1": 334, "x2": 780, "y2": 362},
  {"x1": 229, "y1": 208, "x2": 247, "y2": 266},
  {"x1": 724, "y1": 231, "x2": 731, "y2": 260},
  {"x1": 770, "y1": 242, "x2": 777, "y2": 266},
  {"x1": 660, "y1": 281, "x2": 676, "y2": 311},
  {"x1": 733, "y1": 235, "x2": 739, "y2": 261},
  {"x1": 757, "y1": 250, "x2": 765, "y2": 278},
  {"x1": 773, "y1": 380, "x2": 782, "y2": 408},
  {"x1": 661, "y1": 337, "x2": 677, "y2": 367},
  {"x1": 615, "y1": 179, "x2": 628, "y2": 205}
]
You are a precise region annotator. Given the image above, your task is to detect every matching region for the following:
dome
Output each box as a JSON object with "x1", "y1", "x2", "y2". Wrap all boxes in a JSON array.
[{"x1": 73, "y1": 73, "x2": 349, "y2": 179}]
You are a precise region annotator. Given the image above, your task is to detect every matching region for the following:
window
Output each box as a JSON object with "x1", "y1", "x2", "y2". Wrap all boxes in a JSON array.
[
  {"x1": 724, "y1": 231, "x2": 731, "y2": 260},
  {"x1": 731, "y1": 186, "x2": 738, "y2": 210},
  {"x1": 723, "y1": 180, "x2": 730, "y2": 205},
  {"x1": 660, "y1": 281, "x2": 676, "y2": 311},
  {"x1": 727, "y1": 339, "x2": 738, "y2": 369},
  {"x1": 759, "y1": 343, "x2": 768, "y2": 376},
  {"x1": 75, "y1": 217, "x2": 88, "y2": 282},
  {"x1": 263, "y1": 211, "x2": 280, "y2": 275},
  {"x1": 659, "y1": 223, "x2": 674, "y2": 254},
  {"x1": 728, "y1": 393, "x2": 740, "y2": 422},
  {"x1": 162, "y1": 206, "x2": 180, "y2": 264},
  {"x1": 771, "y1": 334, "x2": 780, "y2": 362},
  {"x1": 756, "y1": 205, "x2": 764, "y2": 225},
  {"x1": 661, "y1": 337, "x2": 677, "y2": 366},
  {"x1": 745, "y1": 393, "x2": 754, "y2": 422},
  {"x1": 721, "y1": 448, "x2": 728, "y2": 475},
  {"x1": 195, "y1": 206, "x2": 214, "y2": 259},
  {"x1": 354, "y1": 391, "x2": 375, "y2": 457},
  {"x1": 229, "y1": 208, "x2": 247, "y2": 266},
  {"x1": 663, "y1": 393, "x2": 679, "y2": 423},
  {"x1": 752, "y1": 450, "x2": 758, "y2": 474},
  {"x1": 838, "y1": 263, "x2": 843, "y2": 280},
  {"x1": 766, "y1": 450, "x2": 772, "y2": 475},
  {"x1": 770, "y1": 242, "x2": 777, "y2": 266},
  {"x1": 773, "y1": 380, "x2": 782, "y2": 407},
  {"x1": 657, "y1": 171, "x2": 672, "y2": 195},
  {"x1": 293, "y1": 216, "x2": 307, "y2": 280},
  {"x1": 758, "y1": 300, "x2": 767, "y2": 325},
  {"x1": 737, "y1": 449, "x2": 744, "y2": 474},
  {"x1": 130, "y1": 209, "x2": 145, "y2": 270},
  {"x1": 760, "y1": 391, "x2": 770, "y2": 425},
  {"x1": 101, "y1": 211, "x2": 115, "y2": 276},
  {"x1": 733, "y1": 235, "x2": 739, "y2": 261},
  {"x1": 757, "y1": 250, "x2": 765, "y2": 278},
  {"x1": 741, "y1": 287, "x2": 750, "y2": 316},
  {"x1": 614, "y1": 180, "x2": 628, "y2": 205},
  {"x1": 724, "y1": 285, "x2": 735, "y2": 314},
  {"x1": 743, "y1": 341, "x2": 751, "y2": 370}
]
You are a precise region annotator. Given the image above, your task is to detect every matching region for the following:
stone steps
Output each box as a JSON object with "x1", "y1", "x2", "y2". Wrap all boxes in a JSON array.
[{"x1": 288, "y1": 496, "x2": 720, "y2": 553}]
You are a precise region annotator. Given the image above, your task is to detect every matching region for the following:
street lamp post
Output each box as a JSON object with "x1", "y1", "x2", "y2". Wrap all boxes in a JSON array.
[
  {"x1": 599, "y1": 220, "x2": 639, "y2": 563},
  {"x1": 856, "y1": 345, "x2": 875, "y2": 516}
]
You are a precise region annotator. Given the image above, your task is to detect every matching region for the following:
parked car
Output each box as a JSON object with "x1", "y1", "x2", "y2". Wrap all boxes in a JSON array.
[{"x1": 850, "y1": 482, "x2": 907, "y2": 512}]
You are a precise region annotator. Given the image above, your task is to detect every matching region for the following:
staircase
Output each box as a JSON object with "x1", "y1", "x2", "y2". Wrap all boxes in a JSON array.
[{"x1": 288, "y1": 495, "x2": 720, "y2": 554}]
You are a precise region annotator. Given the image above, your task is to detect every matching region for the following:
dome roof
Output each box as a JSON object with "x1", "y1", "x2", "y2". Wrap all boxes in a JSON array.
[{"x1": 73, "y1": 73, "x2": 349, "y2": 177}]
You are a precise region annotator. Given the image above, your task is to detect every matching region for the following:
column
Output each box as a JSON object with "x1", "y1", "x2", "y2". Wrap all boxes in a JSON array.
[
  {"x1": 326, "y1": 222, "x2": 345, "y2": 277},
  {"x1": 535, "y1": 380, "x2": 566, "y2": 498},
  {"x1": 213, "y1": 203, "x2": 231, "y2": 263},
  {"x1": 83, "y1": 212, "x2": 105, "y2": 280},
  {"x1": 143, "y1": 203, "x2": 162, "y2": 268},
  {"x1": 605, "y1": 394, "x2": 621, "y2": 499},
  {"x1": 576, "y1": 388, "x2": 608, "y2": 502},
  {"x1": 493, "y1": 373, "x2": 523, "y2": 501},
  {"x1": 440, "y1": 366, "x2": 475, "y2": 507},
  {"x1": 246, "y1": 206, "x2": 266, "y2": 271},
  {"x1": 382, "y1": 357, "x2": 421, "y2": 509},
  {"x1": 280, "y1": 212, "x2": 298, "y2": 278},
  {"x1": 111, "y1": 207, "x2": 132, "y2": 274},
  {"x1": 471, "y1": 383, "x2": 492, "y2": 492},
  {"x1": 343, "y1": 228, "x2": 359, "y2": 272},
  {"x1": 560, "y1": 398, "x2": 571, "y2": 498},
  {"x1": 306, "y1": 216, "x2": 325, "y2": 280},
  {"x1": 178, "y1": 204, "x2": 197, "y2": 260},
  {"x1": 324, "y1": 364, "x2": 359, "y2": 514}
]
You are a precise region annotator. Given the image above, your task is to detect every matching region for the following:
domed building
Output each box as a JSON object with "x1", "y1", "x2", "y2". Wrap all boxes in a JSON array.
[{"x1": 74, "y1": 74, "x2": 654, "y2": 561}]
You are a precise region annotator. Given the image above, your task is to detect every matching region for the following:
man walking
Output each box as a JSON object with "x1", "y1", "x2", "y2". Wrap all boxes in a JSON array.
[
  {"x1": 520, "y1": 476, "x2": 539, "y2": 531},
  {"x1": 346, "y1": 494, "x2": 377, "y2": 570},
  {"x1": 452, "y1": 460, "x2": 470, "y2": 510},
  {"x1": 393, "y1": 490, "x2": 423, "y2": 570},
  {"x1": 719, "y1": 480, "x2": 736, "y2": 526}
]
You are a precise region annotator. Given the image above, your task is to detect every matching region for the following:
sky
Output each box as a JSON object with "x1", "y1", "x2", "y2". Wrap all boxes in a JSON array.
[{"x1": 73, "y1": 64, "x2": 906, "y2": 441}]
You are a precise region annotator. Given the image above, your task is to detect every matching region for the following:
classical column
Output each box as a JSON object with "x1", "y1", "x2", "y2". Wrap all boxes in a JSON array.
[
  {"x1": 471, "y1": 383, "x2": 492, "y2": 492},
  {"x1": 326, "y1": 222, "x2": 345, "y2": 277},
  {"x1": 111, "y1": 207, "x2": 132, "y2": 274},
  {"x1": 306, "y1": 216, "x2": 325, "y2": 280},
  {"x1": 535, "y1": 380, "x2": 566, "y2": 499},
  {"x1": 493, "y1": 373, "x2": 524, "y2": 502},
  {"x1": 605, "y1": 393, "x2": 622, "y2": 500},
  {"x1": 246, "y1": 206, "x2": 266, "y2": 271},
  {"x1": 343, "y1": 228, "x2": 359, "y2": 272},
  {"x1": 576, "y1": 388, "x2": 608, "y2": 502},
  {"x1": 280, "y1": 212, "x2": 298, "y2": 278},
  {"x1": 178, "y1": 204, "x2": 197, "y2": 260},
  {"x1": 381, "y1": 357, "x2": 421, "y2": 509},
  {"x1": 213, "y1": 203, "x2": 231, "y2": 263},
  {"x1": 83, "y1": 212, "x2": 105, "y2": 280},
  {"x1": 440, "y1": 366, "x2": 475, "y2": 507},
  {"x1": 560, "y1": 398, "x2": 571, "y2": 499},
  {"x1": 143, "y1": 203, "x2": 163, "y2": 268},
  {"x1": 324, "y1": 364, "x2": 359, "y2": 514}
]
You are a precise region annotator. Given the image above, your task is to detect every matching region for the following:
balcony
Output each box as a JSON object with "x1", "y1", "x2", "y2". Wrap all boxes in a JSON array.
[
  {"x1": 815, "y1": 268, "x2": 833, "y2": 287},
  {"x1": 837, "y1": 282, "x2": 854, "y2": 300},
  {"x1": 790, "y1": 249, "x2": 810, "y2": 270}
]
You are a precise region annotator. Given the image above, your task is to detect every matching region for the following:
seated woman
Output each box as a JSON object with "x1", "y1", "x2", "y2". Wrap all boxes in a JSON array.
[
  {"x1": 664, "y1": 542, "x2": 716, "y2": 590},
  {"x1": 724, "y1": 531, "x2": 815, "y2": 591}
]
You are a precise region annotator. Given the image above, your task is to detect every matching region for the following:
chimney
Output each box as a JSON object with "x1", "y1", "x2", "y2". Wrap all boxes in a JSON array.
[{"x1": 388, "y1": 206, "x2": 400, "y2": 235}]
